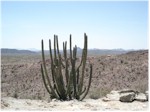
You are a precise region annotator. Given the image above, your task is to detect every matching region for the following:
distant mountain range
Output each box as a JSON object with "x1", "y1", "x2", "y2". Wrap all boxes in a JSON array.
[
  {"x1": 1, "y1": 48, "x2": 37, "y2": 55},
  {"x1": 0, "y1": 48, "x2": 140, "y2": 56}
]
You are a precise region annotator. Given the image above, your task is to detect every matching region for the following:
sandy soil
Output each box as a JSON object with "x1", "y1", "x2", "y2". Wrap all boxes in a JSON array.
[{"x1": 1, "y1": 97, "x2": 148, "y2": 111}]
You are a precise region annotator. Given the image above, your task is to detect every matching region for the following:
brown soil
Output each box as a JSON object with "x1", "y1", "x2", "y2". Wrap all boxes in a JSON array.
[{"x1": 1, "y1": 50, "x2": 148, "y2": 100}]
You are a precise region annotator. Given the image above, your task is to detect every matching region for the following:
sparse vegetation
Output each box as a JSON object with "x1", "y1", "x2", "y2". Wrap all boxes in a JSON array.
[
  {"x1": 1, "y1": 49, "x2": 148, "y2": 100},
  {"x1": 89, "y1": 88, "x2": 112, "y2": 99}
]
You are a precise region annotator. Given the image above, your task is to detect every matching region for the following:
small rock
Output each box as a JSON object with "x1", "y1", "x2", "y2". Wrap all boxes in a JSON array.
[
  {"x1": 103, "y1": 89, "x2": 149, "y2": 103},
  {"x1": 135, "y1": 93, "x2": 148, "y2": 102},
  {"x1": 103, "y1": 89, "x2": 136, "y2": 102},
  {"x1": 104, "y1": 90, "x2": 120, "y2": 101},
  {"x1": 102, "y1": 97, "x2": 111, "y2": 102},
  {"x1": 119, "y1": 92, "x2": 135, "y2": 102},
  {"x1": 51, "y1": 98, "x2": 58, "y2": 102},
  {"x1": 145, "y1": 91, "x2": 148, "y2": 101}
]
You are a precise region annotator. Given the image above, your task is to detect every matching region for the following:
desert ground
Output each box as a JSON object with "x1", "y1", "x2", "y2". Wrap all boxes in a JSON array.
[
  {"x1": 1, "y1": 96, "x2": 148, "y2": 111},
  {"x1": 1, "y1": 50, "x2": 148, "y2": 110}
]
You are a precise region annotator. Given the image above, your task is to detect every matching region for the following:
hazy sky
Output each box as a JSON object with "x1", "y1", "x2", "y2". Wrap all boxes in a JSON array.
[{"x1": 1, "y1": 0, "x2": 148, "y2": 50}]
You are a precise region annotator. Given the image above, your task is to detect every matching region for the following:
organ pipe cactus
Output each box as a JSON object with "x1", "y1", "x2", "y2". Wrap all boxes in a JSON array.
[{"x1": 41, "y1": 33, "x2": 92, "y2": 101}]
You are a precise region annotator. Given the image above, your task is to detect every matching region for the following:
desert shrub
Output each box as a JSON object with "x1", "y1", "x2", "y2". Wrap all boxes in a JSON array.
[
  {"x1": 13, "y1": 92, "x2": 18, "y2": 98},
  {"x1": 89, "y1": 88, "x2": 111, "y2": 99},
  {"x1": 89, "y1": 92, "x2": 100, "y2": 99}
]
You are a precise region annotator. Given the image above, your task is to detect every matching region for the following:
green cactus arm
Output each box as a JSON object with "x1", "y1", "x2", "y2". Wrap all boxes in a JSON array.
[
  {"x1": 79, "y1": 33, "x2": 88, "y2": 95},
  {"x1": 66, "y1": 70, "x2": 74, "y2": 100},
  {"x1": 73, "y1": 45, "x2": 77, "y2": 58},
  {"x1": 41, "y1": 64, "x2": 51, "y2": 95},
  {"x1": 76, "y1": 68, "x2": 79, "y2": 85},
  {"x1": 80, "y1": 86, "x2": 86, "y2": 95},
  {"x1": 54, "y1": 35, "x2": 58, "y2": 66},
  {"x1": 54, "y1": 36, "x2": 67, "y2": 100},
  {"x1": 63, "y1": 41, "x2": 67, "y2": 59},
  {"x1": 54, "y1": 65, "x2": 67, "y2": 100},
  {"x1": 49, "y1": 39, "x2": 62, "y2": 98},
  {"x1": 56, "y1": 36, "x2": 66, "y2": 90},
  {"x1": 66, "y1": 70, "x2": 71, "y2": 97},
  {"x1": 70, "y1": 34, "x2": 73, "y2": 62},
  {"x1": 72, "y1": 46, "x2": 77, "y2": 98},
  {"x1": 49, "y1": 39, "x2": 56, "y2": 87},
  {"x1": 41, "y1": 39, "x2": 58, "y2": 99},
  {"x1": 49, "y1": 39, "x2": 53, "y2": 64},
  {"x1": 80, "y1": 64, "x2": 92, "y2": 101},
  {"x1": 58, "y1": 54, "x2": 66, "y2": 90},
  {"x1": 68, "y1": 34, "x2": 74, "y2": 99},
  {"x1": 56, "y1": 35, "x2": 60, "y2": 56},
  {"x1": 63, "y1": 41, "x2": 69, "y2": 84}
]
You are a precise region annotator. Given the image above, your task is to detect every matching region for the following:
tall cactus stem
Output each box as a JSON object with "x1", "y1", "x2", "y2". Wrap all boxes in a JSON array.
[
  {"x1": 80, "y1": 64, "x2": 92, "y2": 101},
  {"x1": 41, "y1": 40, "x2": 58, "y2": 99},
  {"x1": 79, "y1": 33, "x2": 88, "y2": 95}
]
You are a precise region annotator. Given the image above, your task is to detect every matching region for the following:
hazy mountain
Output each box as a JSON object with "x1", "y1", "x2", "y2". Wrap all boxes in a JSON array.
[
  {"x1": 27, "y1": 48, "x2": 40, "y2": 52},
  {"x1": 1, "y1": 48, "x2": 37, "y2": 55},
  {"x1": 1, "y1": 48, "x2": 137, "y2": 56}
]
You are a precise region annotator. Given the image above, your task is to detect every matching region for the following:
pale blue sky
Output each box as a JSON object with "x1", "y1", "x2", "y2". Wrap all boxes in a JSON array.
[{"x1": 1, "y1": 0, "x2": 148, "y2": 50}]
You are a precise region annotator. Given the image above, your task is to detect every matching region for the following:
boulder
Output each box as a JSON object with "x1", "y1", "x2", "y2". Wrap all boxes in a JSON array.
[
  {"x1": 119, "y1": 89, "x2": 136, "y2": 102},
  {"x1": 119, "y1": 92, "x2": 135, "y2": 102},
  {"x1": 102, "y1": 90, "x2": 120, "y2": 101},
  {"x1": 103, "y1": 89, "x2": 136, "y2": 102},
  {"x1": 103, "y1": 89, "x2": 148, "y2": 103}
]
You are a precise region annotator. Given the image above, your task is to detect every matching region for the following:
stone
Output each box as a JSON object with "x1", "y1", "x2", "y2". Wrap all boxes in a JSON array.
[
  {"x1": 51, "y1": 98, "x2": 57, "y2": 102},
  {"x1": 145, "y1": 91, "x2": 148, "y2": 101},
  {"x1": 135, "y1": 93, "x2": 148, "y2": 102},
  {"x1": 103, "y1": 90, "x2": 120, "y2": 101},
  {"x1": 119, "y1": 92, "x2": 135, "y2": 102},
  {"x1": 103, "y1": 89, "x2": 149, "y2": 103},
  {"x1": 103, "y1": 89, "x2": 136, "y2": 102}
]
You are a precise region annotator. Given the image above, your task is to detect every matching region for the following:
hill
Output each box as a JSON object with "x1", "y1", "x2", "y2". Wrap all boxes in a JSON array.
[
  {"x1": 1, "y1": 50, "x2": 148, "y2": 100},
  {"x1": 1, "y1": 48, "x2": 135, "y2": 56},
  {"x1": 1, "y1": 48, "x2": 37, "y2": 55}
]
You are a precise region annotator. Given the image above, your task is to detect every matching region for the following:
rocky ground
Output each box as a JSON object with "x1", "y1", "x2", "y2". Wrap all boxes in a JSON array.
[
  {"x1": 1, "y1": 50, "x2": 148, "y2": 110},
  {"x1": 1, "y1": 96, "x2": 148, "y2": 111}
]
